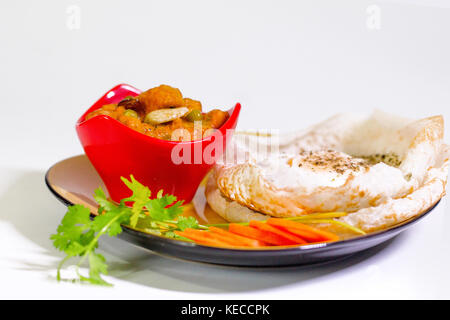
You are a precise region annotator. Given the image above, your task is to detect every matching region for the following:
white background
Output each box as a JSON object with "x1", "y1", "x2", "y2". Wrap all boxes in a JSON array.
[{"x1": 0, "y1": 0, "x2": 449, "y2": 299}]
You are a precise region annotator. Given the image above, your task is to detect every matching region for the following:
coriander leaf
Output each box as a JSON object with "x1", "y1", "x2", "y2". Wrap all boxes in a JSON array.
[
  {"x1": 75, "y1": 206, "x2": 130, "y2": 286},
  {"x1": 93, "y1": 187, "x2": 116, "y2": 214},
  {"x1": 145, "y1": 195, "x2": 184, "y2": 221},
  {"x1": 50, "y1": 204, "x2": 91, "y2": 253},
  {"x1": 52, "y1": 200, "x2": 129, "y2": 286},
  {"x1": 92, "y1": 206, "x2": 130, "y2": 237},
  {"x1": 64, "y1": 241, "x2": 87, "y2": 257},
  {"x1": 79, "y1": 229, "x2": 96, "y2": 247},
  {"x1": 121, "y1": 175, "x2": 151, "y2": 201},
  {"x1": 87, "y1": 252, "x2": 110, "y2": 286},
  {"x1": 121, "y1": 175, "x2": 151, "y2": 227},
  {"x1": 157, "y1": 194, "x2": 178, "y2": 208},
  {"x1": 164, "y1": 231, "x2": 194, "y2": 242},
  {"x1": 176, "y1": 216, "x2": 199, "y2": 231},
  {"x1": 51, "y1": 175, "x2": 202, "y2": 287},
  {"x1": 144, "y1": 198, "x2": 168, "y2": 221},
  {"x1": 108, "y1": 215, "x2": 128, "y2": 237},
  {"x1": 165, "y1": 200, "x2": 184, "y2": 219}
]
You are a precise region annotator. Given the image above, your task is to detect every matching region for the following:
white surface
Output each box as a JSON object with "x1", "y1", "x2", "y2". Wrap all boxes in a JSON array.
[{"x1": 1, "y1": 0, "x2": 450, "y2": 299}]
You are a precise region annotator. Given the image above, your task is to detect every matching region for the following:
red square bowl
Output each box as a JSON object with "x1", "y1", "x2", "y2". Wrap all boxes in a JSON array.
[{"x1": 76, "y1": 84, "x2": 241, "y2": 203}]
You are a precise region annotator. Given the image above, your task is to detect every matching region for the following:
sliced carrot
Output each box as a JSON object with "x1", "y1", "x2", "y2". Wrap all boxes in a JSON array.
[
  {"x1": 175, "y1": 230, "x2": 233, "y2": 247},
  {"x1": 267, "y1": 218, "x2": 339, "y2": 242},
  {"x1": 185, "y1": 228, "x2": 242, "y2": 245},
  {"x1": 276, "y1": 227, "x2": 324, "y2": 242},
  {"x1": 249, "y1": 221, "x2": 308, "y2": 245},
  {"x1": 267, "y1": 219, "x2": 325, "y2": 242},
  {"x1": 229, "y1": 223, "x2": 293, "y2": 246},
  {"x1": 204, "y1": 231, "x2": 247, "y2": 246},
  {"x1": 279, "y1": 218, "x2": 339, "y2": 241},
  {"x1": 209, "y1": 226, "x2": 267, "y2": 247}
]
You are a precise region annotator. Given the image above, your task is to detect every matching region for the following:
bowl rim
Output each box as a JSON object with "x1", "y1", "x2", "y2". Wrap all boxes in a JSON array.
[{"x1": 76, "y1": 83, "x2": 241, "y2": 146}]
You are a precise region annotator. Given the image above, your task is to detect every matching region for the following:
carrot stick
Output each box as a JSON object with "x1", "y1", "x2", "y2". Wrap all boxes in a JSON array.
[
  {"x1": 274, "y1": 226, "x2": 324, "y2": 242},
  {"x1": 182, "y1": 228, "x2": 266, "y2": 247},
  {"x1": 249, "y1": 221, "x2": 308, "y2": 245},
  {"x1": 229, "y1": 224, "x2": 294, "y2": 246},
  {"x1": 267, "y1": 218, "x2": 339, "y2": 241},
  {"x1": 293, "y1": 219, "x2": 339, "y2": 241},
  {"x1": 175, "y1": 230, "x2": 232, "y2": 247},
  {"x1": 204, "y1": 231, "x2": 249, "y2": 246},
  {"x1": 209, "y1": 226, "x2": 267, "y2": 247}
]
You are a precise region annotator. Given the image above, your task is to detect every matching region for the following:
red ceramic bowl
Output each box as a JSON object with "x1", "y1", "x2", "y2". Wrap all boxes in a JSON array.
[{"x1": 76, "y1": 84, "x2": 241, "y2": 203}]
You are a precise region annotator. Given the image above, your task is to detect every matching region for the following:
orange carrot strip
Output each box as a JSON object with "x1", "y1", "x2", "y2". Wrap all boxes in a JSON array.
[
  {"x1": 276, "y1": 227, "x2": 324, "y2": 242},
  {"x1": 286, "y1": 219, "x2": 339, "y2": 241},
  {"x1": 229, "y1": 224, "x2": 294, "y2": 246},
  {"x1": 267, "y1": 218, "x2": 339, "y2": 242},
  {"x1": 179, "y1": 228, "x2": 244, "y2": 246},
  {"x1": 267, "y1": 219, "x2": 325, "y2": 242},
  {"x1": 209, "y1": 226, "x2": 267, "y2": 247},
  {"x1": 249, "y1": 221, "x2": 308, "y2": 245},
  {"x1": 175, "y1": 230, "x2": 233, "y2": 247}
]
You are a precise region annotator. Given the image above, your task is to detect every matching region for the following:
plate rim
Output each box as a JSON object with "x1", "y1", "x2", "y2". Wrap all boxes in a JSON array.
[{"x1": 44, "y1": 155, "x2": 441, "y2": 255}]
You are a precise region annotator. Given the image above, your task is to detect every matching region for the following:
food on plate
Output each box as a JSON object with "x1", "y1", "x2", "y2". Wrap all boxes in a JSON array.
[
  {"x1": 175, "y1": 219, "x2": 341, "y2": 248},
  {"x1": 58, "y1": 88, "x2": 449, "y2": 287},
  {"x1": 51, "y1": 175, "x2": 193, "y2": 286},
  {"x1": 85, "y1": 84, "x2": 229, "y2": 141},
  {"x1": 206, "y1": 110, "x2": 449, "y2": 232},
  {"x1": 51, "y1": 175, "x2": 350, "y2": 285},
  {"x1": 265, "y1": 218, "x2": 339, "y2": 242}
]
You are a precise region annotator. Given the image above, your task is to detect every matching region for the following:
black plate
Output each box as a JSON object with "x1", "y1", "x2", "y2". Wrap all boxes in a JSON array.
[{"x1": 45, "y1": 156, "x2": 439, "y2": 267}]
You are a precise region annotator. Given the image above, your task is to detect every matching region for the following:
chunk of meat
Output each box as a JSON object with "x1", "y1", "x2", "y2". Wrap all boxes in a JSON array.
[
  {"x1": 206, "y1": 109, "x2": 229, "y2": 128},
  {"x1": 183, "y1": 98, "x2": 202, "y2": 111},
  {"x1": 138, "y1": 84, "x2": 184, "y2": 113}
]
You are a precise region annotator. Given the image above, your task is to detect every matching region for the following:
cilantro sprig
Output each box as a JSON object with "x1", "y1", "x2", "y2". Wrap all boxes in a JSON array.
[{"x1": 50, "y1": 175, "x2": 202, "y2": 286}]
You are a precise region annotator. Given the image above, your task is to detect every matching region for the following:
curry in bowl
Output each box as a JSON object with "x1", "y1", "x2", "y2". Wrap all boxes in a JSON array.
[{"x1": 86, "y1": 84, "x2": 229, "y2": 141}]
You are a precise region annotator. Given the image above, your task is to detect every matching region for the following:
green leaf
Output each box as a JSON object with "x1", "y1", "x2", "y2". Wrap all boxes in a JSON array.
[
  {"x1": 144, "y1": 198, "x2": 167, "y2": 221},
  {"x1": 121, "y1": 175, "x2": 151, "y2": 201},
  {"x1": 92, "y1": 206, "x2": 130, "y2": 236},
  {"x1": 157, "y1": 194, "x2": 178, "y2": 208},
  {"x1": 121, "y1": 175, "x2": 151, "y2": 227},
  {"x1": 64, "y1": 241, "x2": 87, "y2": 257},
  {"x1": 145, "y1": 195, "x2": 183, "y2": 222},
  {"x1": 93, "y1": 187, "x2": 116, "y2": 213},
  {"x1": 79, "y1": 229, "x2": 96, "y2": 247},
  {"x1": 165, "y1": 200, "x2": 184, "y2": 219},
  {"x1": 88, "y1": 252, "x2": 110, "y2": 286},
  {"x1": 50, "y1": 204, "x2": 91, "y2": 253},
  {"x1": 51, "y1": 175, "x2": 202, "y2": 287},
  {"x1": 176, "y1": 216, "x2": 199, "y2": 231}
]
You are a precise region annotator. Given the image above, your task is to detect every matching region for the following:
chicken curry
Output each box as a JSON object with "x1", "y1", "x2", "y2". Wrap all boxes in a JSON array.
[{"x1": 85, "y1": 85, "x2": 229, "y2": 141}]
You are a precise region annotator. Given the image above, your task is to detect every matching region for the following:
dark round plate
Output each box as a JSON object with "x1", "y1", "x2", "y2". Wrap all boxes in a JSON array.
[{"x1": 45, "y1": 155, "x2": 440, "y2": 267}]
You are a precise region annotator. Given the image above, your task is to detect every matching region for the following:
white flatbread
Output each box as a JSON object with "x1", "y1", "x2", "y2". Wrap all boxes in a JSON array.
[{"x1": 206, "y1": 110, "x2": 449, "y2": 232}]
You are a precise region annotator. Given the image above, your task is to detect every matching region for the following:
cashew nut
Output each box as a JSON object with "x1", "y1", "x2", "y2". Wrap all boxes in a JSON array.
[{"x1": 144, "y1": 107, "x2": 189, "y2": 125}]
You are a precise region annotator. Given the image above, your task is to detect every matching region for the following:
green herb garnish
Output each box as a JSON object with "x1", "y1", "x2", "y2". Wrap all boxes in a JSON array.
[{"x1": 50, "y1": 175, "x2": 201, "y2": 286}]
